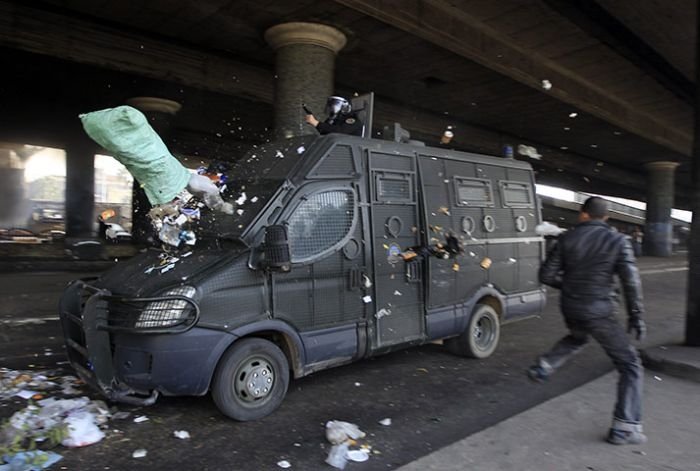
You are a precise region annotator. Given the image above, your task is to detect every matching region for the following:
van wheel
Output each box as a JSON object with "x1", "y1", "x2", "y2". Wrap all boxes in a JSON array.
[
  {"x1": 212, "y1": 338, "x2": 289, "y2": 421},
  {"x1": 446, "y1": 304, "x2": 500, "y2": 359}
]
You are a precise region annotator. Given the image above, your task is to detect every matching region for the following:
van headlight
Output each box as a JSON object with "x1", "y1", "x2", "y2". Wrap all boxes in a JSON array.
[{"x1": 135, "y1": 286, "x2": 197, "y2": 329}]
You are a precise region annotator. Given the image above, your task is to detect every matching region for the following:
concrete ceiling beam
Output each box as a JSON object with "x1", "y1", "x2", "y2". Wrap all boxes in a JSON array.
[{"x1": 334, "y1": 0, "x2": 692, "y2": 156}]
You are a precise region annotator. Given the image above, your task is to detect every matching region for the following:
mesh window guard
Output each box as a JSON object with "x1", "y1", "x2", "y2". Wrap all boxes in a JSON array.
[{"x1": 288, "y1": 190, "x2": 354, "y2": 261}]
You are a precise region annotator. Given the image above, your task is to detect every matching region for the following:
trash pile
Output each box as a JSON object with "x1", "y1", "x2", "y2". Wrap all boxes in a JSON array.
[
  {"x1": 324, "y1": 420, "x2": 372, "y2": 469},
  {"x1": 0, "y1": 369, "x2": 84, "y2": 402},
  {"x1": 0, "y1": 369, "x2": 110, "y2": 470},
  {"x1": 147, "y1": 190, "x2": 203, "y2": 249}
]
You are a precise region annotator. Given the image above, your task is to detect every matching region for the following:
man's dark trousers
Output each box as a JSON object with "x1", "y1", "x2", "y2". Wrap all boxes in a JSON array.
[{"x1": 538, "y1": 315, "x2": 643, "y2": 432}]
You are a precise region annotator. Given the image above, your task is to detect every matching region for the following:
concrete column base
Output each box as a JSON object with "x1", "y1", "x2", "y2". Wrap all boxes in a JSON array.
[{"x1": 644, "y1": 222, "x2": 674, "y2": 257}]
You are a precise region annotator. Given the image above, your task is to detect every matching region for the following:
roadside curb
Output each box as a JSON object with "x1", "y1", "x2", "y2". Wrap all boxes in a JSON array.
[{"x1": 641, "y1": 345, "x2": 700, "y2": 384}]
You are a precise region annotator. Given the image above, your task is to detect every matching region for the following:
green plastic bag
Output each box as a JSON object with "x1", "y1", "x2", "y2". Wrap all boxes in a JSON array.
[{"x1": 79, "y1": 106, "x2": 191, "y2": 206}]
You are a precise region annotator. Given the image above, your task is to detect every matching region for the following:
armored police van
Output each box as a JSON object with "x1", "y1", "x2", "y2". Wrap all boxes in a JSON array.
[{"x1": 60, "y1": 127, "x2": 545, "y2": 421}]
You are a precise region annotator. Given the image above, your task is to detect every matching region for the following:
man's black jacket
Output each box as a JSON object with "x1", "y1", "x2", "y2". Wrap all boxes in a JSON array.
[
  {"x1": 539, "y1": 220, "x2": 644, "y2": 320},
  {"x1": 316, "y1": 111, "x2": 363, "y2": 136}
]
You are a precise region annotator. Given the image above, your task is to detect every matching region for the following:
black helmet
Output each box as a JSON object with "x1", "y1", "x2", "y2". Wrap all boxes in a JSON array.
[{"x1": 325, "y1": 96, "x2": 351, "y2": 117}]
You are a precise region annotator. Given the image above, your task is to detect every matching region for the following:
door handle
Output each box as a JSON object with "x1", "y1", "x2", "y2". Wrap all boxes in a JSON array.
[
  {"x1": 349, "y1": 267, "x2": 362, "y2": 291},
  {"x1": 406, "y1": 259, "x2": 422, "y2": 283}
]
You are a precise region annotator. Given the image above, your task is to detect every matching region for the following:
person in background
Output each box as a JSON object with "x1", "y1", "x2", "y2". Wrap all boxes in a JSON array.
[
  {"x1": 527, "y1": 196, "x2": 647, "y2": 446},
  {"x1": 632, "y1": 226, "x2": 643, "y2": 257},
  {"x1": 305, "y1": 96, "x2": 363, "y2": 136}
]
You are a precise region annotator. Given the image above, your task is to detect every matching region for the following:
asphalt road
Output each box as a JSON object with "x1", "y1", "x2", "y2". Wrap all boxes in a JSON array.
[{"x1": 0, "y1": 256, "x2": 689, "y2": 470}]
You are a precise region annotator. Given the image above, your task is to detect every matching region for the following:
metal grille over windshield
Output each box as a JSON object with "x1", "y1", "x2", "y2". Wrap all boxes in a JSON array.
[{"x1": 288, "y1": 190, "x2": 354, "y2": 261}]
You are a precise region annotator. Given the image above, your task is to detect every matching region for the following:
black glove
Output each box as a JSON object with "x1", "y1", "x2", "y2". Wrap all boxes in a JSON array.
[{"x1": 627, "y1": 317, "x2": 647, "y2": 341}]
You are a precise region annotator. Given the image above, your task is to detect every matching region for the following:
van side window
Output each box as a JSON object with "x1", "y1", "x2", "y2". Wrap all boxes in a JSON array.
[
  {"x1": 453, "y1": 177, "x2": 493, "y2": 207},
  {"x1": 287, "y1": 190, "x2": 355, "y2": 262},
  {"x1": 375, "y1": 172, "x2": 414, "y2": 202},
  {"x1": 500, "y1": 181, "x2": 534, "y2": 208}
]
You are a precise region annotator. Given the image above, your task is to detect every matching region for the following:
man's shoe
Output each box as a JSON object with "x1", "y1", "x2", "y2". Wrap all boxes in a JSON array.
[
  {"x1": 527, "y1": 365, "x2": 549, "y2": 383},
  {"x1": 606, "y1": 428, "x2": 647, "y2": 445}
]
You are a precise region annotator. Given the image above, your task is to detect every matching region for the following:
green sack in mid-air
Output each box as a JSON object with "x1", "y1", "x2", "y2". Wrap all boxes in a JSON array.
[{"x1": 79, "y1": 105, "x2": 191, "y2": 206}]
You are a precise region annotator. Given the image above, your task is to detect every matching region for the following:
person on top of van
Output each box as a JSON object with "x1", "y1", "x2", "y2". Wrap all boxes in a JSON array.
[
  {"x1": 305, "y1": 96, "x2": 363, "y2": 136},
  {"x1": 527, "y1": 196, "x2": 646, "y2": 446}
]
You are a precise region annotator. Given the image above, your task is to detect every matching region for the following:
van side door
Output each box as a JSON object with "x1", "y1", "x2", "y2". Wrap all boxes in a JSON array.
[
  {"x1": 367, "y1": 150, "x2": 425, "y2": 349},
  {"x1": 418, "y1": 155, "x2": 489, "y2": 310}
]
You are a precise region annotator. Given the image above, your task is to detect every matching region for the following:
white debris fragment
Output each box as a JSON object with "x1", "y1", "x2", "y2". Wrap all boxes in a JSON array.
[
  {"x1": 275, "y1": 150, "x2": 285, "y2": 159},
  {"x1": 277, "y1": 460, "x2": 292, "y2": 469},
  {"x1": 354, "y1": 382, "x2": 362, "y2": 387},
  {"x1": 654, "y1": 375, "x2": 663, "y2": 381},
  {"x1": 15, "y1": 390, "x2": 38, "y2": 400},
  {"x1": 375, "y1": 308, "x2": 392, "y2": 319},
  {"x1": 346, "y1": 449, "x2": 370, "y2": 462},
  {"x1": 507, "y1": 257, "x2": 517, "y2": 263},
  {"x1": 133, "y1": 415, "x2": 149, "y2": 423},
  {"x1": 173, "y1": 430, "x2": 191, "y2": 439},
  {"x1": 393, "y1": 290, "x2": 402, "y2": 296},
  {"x1": 378, "y1": 418, "x2": 392, "y2": 426},
  {"x1": 569, "y1": 112, "x2": 578, "y2": 118},
  {"x1": 517, "y1": 144, "x2": 542, "y2": 160},
  {"x1": 132, "y1": 449, "x2": 148, "y2": 459},
  {"x1": 362, "y1": 295, "x2": 372, "y2": 304},
  {"x1": 541, "y1": 79, "x2": 552, "y2": 90},
  {"x1": 296, "y1": 146, "x2": 306, "y2": 154},
  {"x1": 236, "y1": 209, "x2": 245, "y2": 216},
  {"x1": 235, "y1": 192, "x2": 248, "y2": 205},
  {"x1": 251, "y1": 196, "x2": 259, "y2": 203}
]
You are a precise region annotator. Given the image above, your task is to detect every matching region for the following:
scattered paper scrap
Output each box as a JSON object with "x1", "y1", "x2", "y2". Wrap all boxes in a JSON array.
[{"x1": 132, "y1": 449, "x2": 148, "y2": 459}]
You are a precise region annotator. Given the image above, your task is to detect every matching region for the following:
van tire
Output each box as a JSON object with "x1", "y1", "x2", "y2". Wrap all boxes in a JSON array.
[
  {"x1": 212, "y1": 338, "x2": 289, "y2": 421},
  {"x1": 445, "y1": 304, "x2": 500, "y2": 359}
]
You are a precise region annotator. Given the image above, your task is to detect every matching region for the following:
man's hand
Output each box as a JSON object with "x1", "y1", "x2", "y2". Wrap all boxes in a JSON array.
[
  {"x1": 305, "y1": 114, "x2": 319, "y2": 127},
  {"x1": 628, "y1": 317, "x2": 647, "y2": 341}
]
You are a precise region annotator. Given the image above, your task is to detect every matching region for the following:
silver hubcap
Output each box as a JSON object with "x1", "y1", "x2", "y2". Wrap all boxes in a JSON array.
[
  {"x1": 473, "y1": 316, "x2": 494, "y2": 350},
  {"x1": 234, "y1": 357, "x2": 275, "y2": 403}
]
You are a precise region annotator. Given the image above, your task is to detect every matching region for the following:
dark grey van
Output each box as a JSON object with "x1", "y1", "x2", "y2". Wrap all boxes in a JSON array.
[{"x1": 59, "y1": 133, "x2": 545, "y2": 421}]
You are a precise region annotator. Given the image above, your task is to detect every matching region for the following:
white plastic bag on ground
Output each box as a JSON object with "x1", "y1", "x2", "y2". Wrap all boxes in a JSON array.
[
  {"x1": 325, "y1": 442, "x2": 349, "y2": 470},
  {"x1": 61, "y1": 411, "x2": 105, "y2": 447},
  {"x1": 325, "y1": 421, "x2": 365, "y2": 445}
]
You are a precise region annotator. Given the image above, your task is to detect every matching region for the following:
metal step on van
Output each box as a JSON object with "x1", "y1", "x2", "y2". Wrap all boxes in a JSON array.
[{"x1": 59, "y1": 127, "x2": 546, "y2": 421}]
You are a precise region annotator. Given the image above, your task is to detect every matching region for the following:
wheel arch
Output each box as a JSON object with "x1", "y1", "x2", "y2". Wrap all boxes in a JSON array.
[
  {"x1": 225, "y1": 320, "x2": 306, "y2": 379},
  {"x1": 476, "y1": 295, "x2": 503, "y2": 319}
]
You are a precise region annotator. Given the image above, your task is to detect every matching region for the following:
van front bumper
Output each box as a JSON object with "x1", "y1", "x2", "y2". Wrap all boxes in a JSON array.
[{"x1": 59, "y1": 280, "x2": 233, "y2": 404}]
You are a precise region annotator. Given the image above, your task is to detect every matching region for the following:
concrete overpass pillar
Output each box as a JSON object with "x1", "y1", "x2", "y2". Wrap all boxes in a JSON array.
[
  {"x1": 265, "y1": 22, "x2": 347, "y2": 139},
  {"x1": 125, "y1": 97, "x2": 182, "y2": 244},
  {"x1": 643, "y1": 161, "x2": 679, "y2": 257},
  {"x1": 65, "y1": 137, "x2": 96, "y2": 238},
  {"x1": 0, "y1": 146, "x2": 26, "y2": 228}
]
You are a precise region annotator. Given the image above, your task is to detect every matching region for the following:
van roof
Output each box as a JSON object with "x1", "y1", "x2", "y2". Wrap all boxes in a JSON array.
[{"x1": 318, "y1": 134, "x2": 535, "y2": 171}]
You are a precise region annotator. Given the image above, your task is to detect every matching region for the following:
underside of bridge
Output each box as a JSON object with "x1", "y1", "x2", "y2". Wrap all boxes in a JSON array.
[{"x1": 0, "y1": 1, "x2": 696, "y2": 250}]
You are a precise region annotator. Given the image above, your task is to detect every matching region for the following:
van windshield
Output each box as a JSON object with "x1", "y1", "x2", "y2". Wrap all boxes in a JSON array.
[{"x1": 196, "y1": 136, "x2": 316, "y2": 241}]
